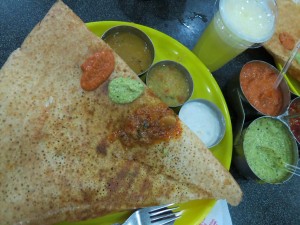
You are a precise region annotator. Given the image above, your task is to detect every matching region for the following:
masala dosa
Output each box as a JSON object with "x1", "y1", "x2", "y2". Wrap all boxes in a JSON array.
[
  {"x1": 0, "y1": 1, "x2": 242, "y2": 224},
  {"x1": 264, "y1": 0, "x2": 300, "y2": 81}
]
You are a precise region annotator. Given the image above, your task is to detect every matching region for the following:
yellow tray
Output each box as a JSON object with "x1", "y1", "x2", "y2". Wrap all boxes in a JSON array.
[{"x1": 57, "y1": 21, "x2": 233, "y2": 225}]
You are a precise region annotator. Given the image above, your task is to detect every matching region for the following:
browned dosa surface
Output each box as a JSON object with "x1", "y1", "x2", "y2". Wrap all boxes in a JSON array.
[
  {"x1": 263, "y1": 0, "x2": 300, "y2": 81},
  {"x1": 0, "y1": 1, "x2": 242, "y2": 224}
]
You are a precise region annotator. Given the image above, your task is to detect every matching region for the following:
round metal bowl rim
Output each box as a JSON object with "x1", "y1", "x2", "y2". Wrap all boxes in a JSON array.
[
  {"x1": 179, "y1": 98, "x2": 226, "y2": 148},
  {"x1": 101, "y1": 25, "x2": 155, "y2": 76},
  {"x1": 243, "y1": 116, "x2": 299, "y2": 184},
  {"x1": 145, "y1": 60, "x2": 194, "y2": 107},
  {"x1": 239, "y1": 60, "x2": 291, "y2": 117}
]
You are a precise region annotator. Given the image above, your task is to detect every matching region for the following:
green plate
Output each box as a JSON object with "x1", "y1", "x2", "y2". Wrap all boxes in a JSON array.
[{"x1": 57, "y1": 21, "x2": 233, "y2": 225}]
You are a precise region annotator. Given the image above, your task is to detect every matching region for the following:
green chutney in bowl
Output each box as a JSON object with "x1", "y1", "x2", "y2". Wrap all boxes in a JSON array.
[{"x1": 243, "y1": 117, "x2": 298, "y2": 184}]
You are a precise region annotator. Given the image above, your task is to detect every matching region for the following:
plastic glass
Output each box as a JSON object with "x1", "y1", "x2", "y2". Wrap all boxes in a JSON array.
[{"x1": 193, "y1": 0, "x2": 277, "y2": 72}]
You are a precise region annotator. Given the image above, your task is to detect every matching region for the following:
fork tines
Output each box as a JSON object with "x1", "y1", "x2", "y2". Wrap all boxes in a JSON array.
[
  {"x1": 285, "y1": 163, "x2": 300, "y2": 177},
  {"x1": 149, "y1": 204, "x2": 182, "y2": 225}
]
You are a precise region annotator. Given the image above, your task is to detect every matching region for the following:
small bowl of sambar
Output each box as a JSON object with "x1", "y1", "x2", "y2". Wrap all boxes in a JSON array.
[
  {"x1": 146, "y1": 60, "x2": 194, "y2": 107},
  {"x1": 102, "y1": 25, "x2": 155, "y2": 76}
]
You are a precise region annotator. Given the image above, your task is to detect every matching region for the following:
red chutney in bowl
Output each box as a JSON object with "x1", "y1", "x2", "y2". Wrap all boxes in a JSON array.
[
  {"x1": 240, "y1": 61, "x2": 284, "y2": 116},
  {"x1": 288, "y1": 97, "x2": 300, "y2": 143}
]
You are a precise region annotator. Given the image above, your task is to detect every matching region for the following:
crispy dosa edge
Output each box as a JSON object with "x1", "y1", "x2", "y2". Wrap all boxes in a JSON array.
[
  {"x1": 0, "y1": 1, "x2": 242, "y2": 224},
  {"x1": 263, "y1": 0, "x2": 300, "y2": 81}
]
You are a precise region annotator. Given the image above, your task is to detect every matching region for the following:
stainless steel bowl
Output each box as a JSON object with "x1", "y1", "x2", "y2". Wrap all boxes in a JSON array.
[
  {"x1": 239, "y1": 60, "x2": 291, "y2": 117},
  {"x1": 178, "y1": 98, "x2": 226, "y2": 148},
  {"x1": 145, "y1": 60, "x2": 194, "y2": 108},
  {"x1": 102, "y1": 25, "x2": 155, "y2": 76},
  {"x1": 278, "y1": 96, "x2": 300, "y2": 145},
  {"x1": 233, "y1": 116, "x2": 299, "y2": 184}
]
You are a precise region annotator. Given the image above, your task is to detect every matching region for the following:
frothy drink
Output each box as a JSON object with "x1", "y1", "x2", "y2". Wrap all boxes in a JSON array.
[{"x1": 193, "y1": 0, "x2": 277, "y2": 72}]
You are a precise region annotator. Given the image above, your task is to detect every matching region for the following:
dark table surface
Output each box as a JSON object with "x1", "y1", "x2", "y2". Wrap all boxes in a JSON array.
[{"x1": 1, "y1": 0, "x2": 299, "y2": 224}]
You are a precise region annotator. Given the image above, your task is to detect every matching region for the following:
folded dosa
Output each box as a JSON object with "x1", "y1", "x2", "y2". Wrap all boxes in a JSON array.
[
  {"x1": 263, "y1": 0, "x2": 300, "y2": 81},
  {"x1": 0, "y1": 1, "x2": 242, "y2": 224}
]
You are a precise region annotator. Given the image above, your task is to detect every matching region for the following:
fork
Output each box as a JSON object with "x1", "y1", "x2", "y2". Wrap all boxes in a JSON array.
[{"x1": 113, "y1": 203, "x2": 182, "y2": 225}]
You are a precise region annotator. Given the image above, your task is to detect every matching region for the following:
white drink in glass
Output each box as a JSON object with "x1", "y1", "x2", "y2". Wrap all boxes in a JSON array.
[{"x1": 193, "y1": 0, "x2": 277, "y2": 72}]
